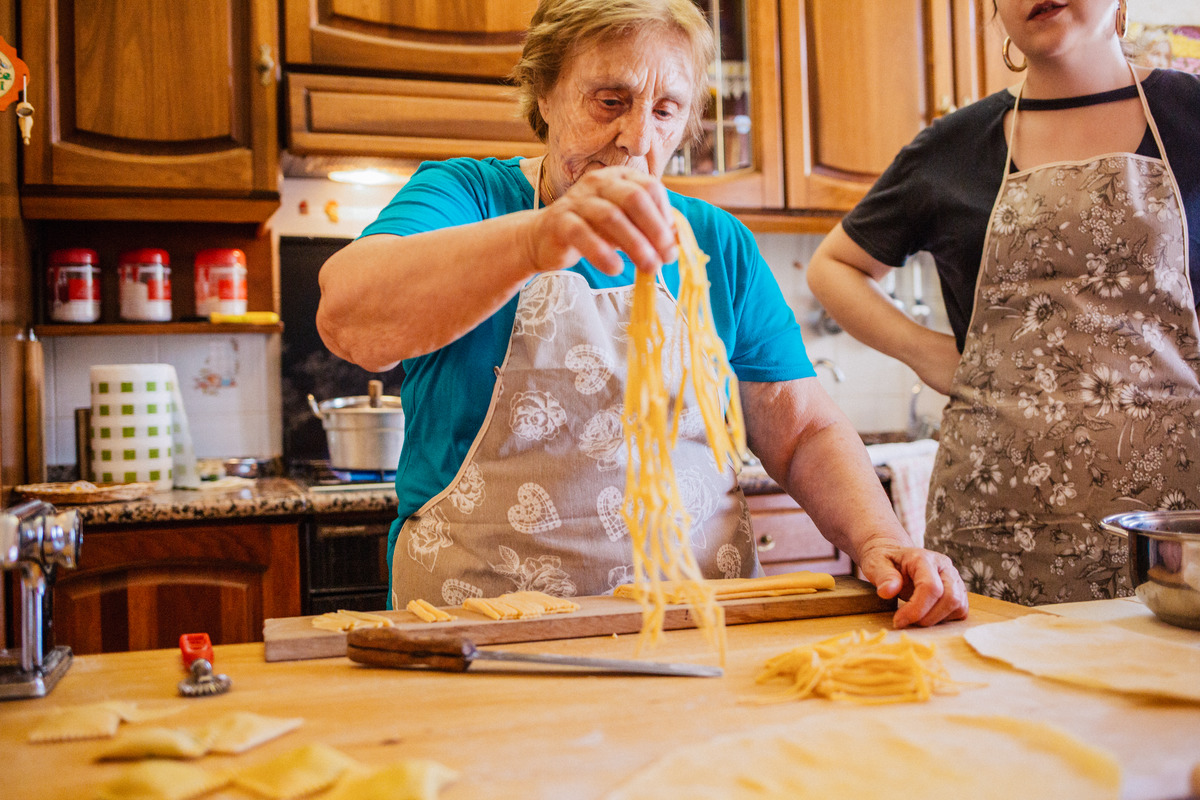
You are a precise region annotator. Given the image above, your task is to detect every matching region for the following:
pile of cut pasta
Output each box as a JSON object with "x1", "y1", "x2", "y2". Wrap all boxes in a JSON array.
[
  {"x1": 755, "y1": 629, "x2": 961, "y2": 704},
  {"x1": 621, "y1": 209, "x2": 745, "y2": 659}
]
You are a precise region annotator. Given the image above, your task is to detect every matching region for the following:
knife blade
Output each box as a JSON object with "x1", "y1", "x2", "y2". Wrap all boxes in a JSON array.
[{"x1": 346, "y1": 628, "x2": 722, "y2": 677}]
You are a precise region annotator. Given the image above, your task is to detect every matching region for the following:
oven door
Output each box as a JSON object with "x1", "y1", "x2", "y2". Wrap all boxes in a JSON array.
[{"x1": 301, "y1": 513, "x2": 391, "y2": 614}]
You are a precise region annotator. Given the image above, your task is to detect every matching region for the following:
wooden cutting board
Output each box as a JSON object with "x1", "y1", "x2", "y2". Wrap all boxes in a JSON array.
[{"x1": 263, "y1": 575, "x2": 893, "y2": 662}]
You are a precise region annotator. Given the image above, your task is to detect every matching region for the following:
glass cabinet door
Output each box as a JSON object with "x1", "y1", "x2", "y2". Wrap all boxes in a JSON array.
[{"x1": 663, "y1": 0, "x2": 784, "y2": 209}]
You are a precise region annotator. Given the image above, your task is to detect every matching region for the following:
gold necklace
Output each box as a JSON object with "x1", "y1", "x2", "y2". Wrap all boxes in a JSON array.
[{"x1": 540, "y1": 159, "x2": 557, "y2": 206}]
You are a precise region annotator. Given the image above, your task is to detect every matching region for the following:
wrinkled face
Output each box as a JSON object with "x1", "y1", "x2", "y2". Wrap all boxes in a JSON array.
[
  {"x1": 995, "y1": 0, "x2": 1119, "y2": 59},
  {"x1": 538, "y1": 27, "x2": 695, "y2": 189}
]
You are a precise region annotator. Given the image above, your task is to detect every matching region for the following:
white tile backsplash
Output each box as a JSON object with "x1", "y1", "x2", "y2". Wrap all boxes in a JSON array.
[
  {"x1": 753, "y1": 232, "x2": 949, "y2": 435},
  {"x1": 42, "y1": 226, "x2": 941, "y2": 469},
  {"x1": 44, "y1": 333, "x2": 282, "y2": 467}
]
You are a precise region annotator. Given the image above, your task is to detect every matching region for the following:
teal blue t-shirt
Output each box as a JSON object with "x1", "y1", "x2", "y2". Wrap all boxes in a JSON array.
[{"x1": 359, "y1": 157, "x2": 815, "y2": 582}]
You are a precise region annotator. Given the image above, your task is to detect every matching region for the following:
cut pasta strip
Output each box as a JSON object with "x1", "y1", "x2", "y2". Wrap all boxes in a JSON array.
[
  {"x1": 97, "y1": 726, "x2": 213, "y2": 761},
  {"x1": 311, "y1": 609, "x2": 394, "y2": 632},
  {"x1": 96, "y1": 761, "x2": 228, "y2": 800},
  {"x1": 203, "y1": 711, "x2": 304, "y2": 755},
  {"x1": 28, "y1": 704, "x2": 123, "y2": 743},
  {"x1": 622, "y1": 209, "x2": 746, "y2": 660},
  {"x1": 233, "y1": 743, "x2": 360, "y2": 800},
  {"x1": 754, "y1": 629, "x2": 964, "y2": 705},
  {"x1": 407, "y1": 598, "x2": 458, "y2": 623},
  {"x1": 462, "y1": 591, "x2": 579, "y2": 620},
  {"x1": 322, "y1": 760, "x2": 460, "y2": 800},
  {"x1": 614, "y1": 571, "x2": 835, "y2": 604}
]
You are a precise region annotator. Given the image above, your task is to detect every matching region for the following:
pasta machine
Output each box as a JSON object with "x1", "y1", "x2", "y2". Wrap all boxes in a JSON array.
[{"x1": 0, "y1": 499, "x2": 81, "y2": 699}]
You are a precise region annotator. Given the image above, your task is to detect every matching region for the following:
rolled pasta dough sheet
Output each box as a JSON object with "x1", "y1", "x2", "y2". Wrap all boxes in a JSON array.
[
  {"x1": 964, "y1": 614, "x2": 1200, "y2": 702},
  {"x1": 604, "y1": 713, "x2": 1120, "y2": 800}
]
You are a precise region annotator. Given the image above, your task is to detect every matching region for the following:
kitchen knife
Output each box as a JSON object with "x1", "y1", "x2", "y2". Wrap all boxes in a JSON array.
[{"x1": 346, "y1": 628, "x2": 722, "y2": 677}]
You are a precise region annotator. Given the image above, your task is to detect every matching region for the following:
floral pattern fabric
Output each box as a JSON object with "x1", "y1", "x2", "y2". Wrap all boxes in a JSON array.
[
  {"x1": 927, "y1": 105, "x2": 1200, "y2": 606},
  {"x1": 391, "y1": 271, "x2": 757, "y2": 608}
]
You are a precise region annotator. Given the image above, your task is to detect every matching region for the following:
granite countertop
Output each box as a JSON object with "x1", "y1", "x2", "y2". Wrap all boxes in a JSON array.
[
  {"x1": 72, "y1": 434, "x2": 914, "y2": 526},
  {"x1": 72, "y1": 478, "x2": 398, "y2": 526}
]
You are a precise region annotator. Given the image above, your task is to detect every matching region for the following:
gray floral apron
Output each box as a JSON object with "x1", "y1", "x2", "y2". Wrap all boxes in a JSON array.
[
  {"x1": 926, "y1": 66, "x2": 1200, "y2": 605},
  {"x1": 391, "y1": 252, "x2": 757, "y2": 609}
]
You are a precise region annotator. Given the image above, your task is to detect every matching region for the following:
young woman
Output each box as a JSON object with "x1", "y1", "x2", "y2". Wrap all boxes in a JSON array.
[{"x1": 807, "y1": 0, "x2": 1200, "y2": 605}]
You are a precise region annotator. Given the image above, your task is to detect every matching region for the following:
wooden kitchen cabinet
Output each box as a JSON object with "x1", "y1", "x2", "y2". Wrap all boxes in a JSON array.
[
  {"x1": 663, "y1": 0, "x2": 785, "y2": 209},
  {"x1": 20, "y1": 0, "x2": 280, "y2": 220},
  {"x1": 51, "y1": 519, "x2": 301, "y2": 655},
  {"x1": 747, "y1": 492, "x2": 852, "y2": 576},
  {"x1": 284, "y1": 0, "x2": 783, "y2": 207},
  {"x1": 781, "y1": 0, "x2": 1010, "y2": 212},
  {"x1": 283, "y1": 0, "x2": 543, "y2": 161}
]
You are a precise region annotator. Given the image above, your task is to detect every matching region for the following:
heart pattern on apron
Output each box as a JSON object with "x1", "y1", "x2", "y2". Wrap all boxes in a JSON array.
[{"x1": 507, "y1": 482, "x2": 563, "y2": 535}]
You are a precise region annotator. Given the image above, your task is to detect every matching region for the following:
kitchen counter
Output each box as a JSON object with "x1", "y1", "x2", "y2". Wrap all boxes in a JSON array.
[
  {"x1": 64, "y1": 434, "x2": 909, "y2": 525},
  {"x1": 67, "y1": 478, "x2": 397, "y2": 526},
  {"x1": 2, "y1": 595, "x2": 1197, "y2": 800}
]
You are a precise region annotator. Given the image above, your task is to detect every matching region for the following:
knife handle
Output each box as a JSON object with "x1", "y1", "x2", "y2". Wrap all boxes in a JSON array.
[{"x1": 346, "y1": 628, "x2": 477, "y2": 672}]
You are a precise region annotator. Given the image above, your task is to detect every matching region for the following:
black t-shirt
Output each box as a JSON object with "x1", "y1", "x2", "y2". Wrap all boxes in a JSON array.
[{"x1": 841, "y1": 68, "x2": 1200, "y2": 351}]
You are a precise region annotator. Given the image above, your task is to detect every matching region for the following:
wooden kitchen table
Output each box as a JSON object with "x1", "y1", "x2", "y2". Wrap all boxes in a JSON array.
[{"x1": 2, "y1": 595, "x2": 1198, "y2": 800}]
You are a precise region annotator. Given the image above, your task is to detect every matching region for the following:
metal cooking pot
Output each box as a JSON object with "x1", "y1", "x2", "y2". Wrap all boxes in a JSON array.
[
  {"x1": 308, "y1": 380, "x2": 404, "y2": 472},
  {"x1": 1100, "y1": 510, "x2": 1200, "y2": 630}
]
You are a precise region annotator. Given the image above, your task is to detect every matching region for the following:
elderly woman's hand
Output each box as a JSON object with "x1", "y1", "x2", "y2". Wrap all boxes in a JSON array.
[
  {"x1": 528, "y1": 166, "x2": 679, "y2": 276},
  {"x1": 856, "y1": 541, "x2": 970, "y2": 628}
]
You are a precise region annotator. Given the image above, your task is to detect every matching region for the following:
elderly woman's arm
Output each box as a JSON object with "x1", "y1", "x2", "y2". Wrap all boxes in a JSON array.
[
  {"x1": 741, "y1": 378, "x2": 969, "y2": 627},
  {"x1": 317, "y1": 168, "x2": 679, "y2": 372}
]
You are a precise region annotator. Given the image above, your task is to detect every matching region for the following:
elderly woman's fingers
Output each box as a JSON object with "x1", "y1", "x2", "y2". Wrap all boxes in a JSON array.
[
  {"x1": 860, "y1": 546, "x2": 969, "y2": 628},
  {"x1": 892, "y1": 552, "x2": 970, "y2": 628},
  {"x1": 565, "y1": 168, "x2": 678, "y2": 270}
]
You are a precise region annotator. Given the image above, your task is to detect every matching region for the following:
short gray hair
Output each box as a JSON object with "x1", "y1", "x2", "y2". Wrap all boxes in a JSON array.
[{"x1": 511, "y1": 0, "x2": 715, "y2": 144}]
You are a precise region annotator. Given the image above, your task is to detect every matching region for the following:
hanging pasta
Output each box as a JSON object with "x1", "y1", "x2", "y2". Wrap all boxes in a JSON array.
[{"x1": 621, "y1": 208, "x2": 746, "y2": 659}]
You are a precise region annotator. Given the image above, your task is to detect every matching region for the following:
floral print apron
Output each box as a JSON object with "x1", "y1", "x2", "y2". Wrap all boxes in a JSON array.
[
  {"x1": 926, "y1": 67, "x2": 1199, "y2": 605},
  {"x1": 390, "y1": 268, "x2": 757, "y2": 609}
]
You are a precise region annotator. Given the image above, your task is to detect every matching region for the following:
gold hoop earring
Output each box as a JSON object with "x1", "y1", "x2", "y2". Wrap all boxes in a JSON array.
[
  {"x1": 1002, "y1": 36, "x2": 1027, "y2": 72},
  {"x1": 1115, "y1": 0, "x2": 1128, "y2": 38}
]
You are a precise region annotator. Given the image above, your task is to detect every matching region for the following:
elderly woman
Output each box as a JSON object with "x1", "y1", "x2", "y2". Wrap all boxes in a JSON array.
[{"x1": 318, "y1": 0, "x2": 968, "y2": 627}]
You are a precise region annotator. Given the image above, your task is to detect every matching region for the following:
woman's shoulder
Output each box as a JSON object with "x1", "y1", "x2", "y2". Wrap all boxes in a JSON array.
[
  {"x1": 1143, "y1": 67, "x2": 1200, "y2": 107},
  {"x1": 410, "y1": 156, "x2": 525, "y2": 185},
  {"x1": 667, "y1": 192, "x2": 752, "y2": 246},
  {"x1": 910, "y1": 89, "x2": 1012, "y2": 150}
]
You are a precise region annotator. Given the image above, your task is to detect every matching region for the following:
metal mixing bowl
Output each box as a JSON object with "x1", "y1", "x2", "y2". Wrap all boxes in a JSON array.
[{"x1": 1100, "y1": 510, "x2": 1200, "y2": 630}]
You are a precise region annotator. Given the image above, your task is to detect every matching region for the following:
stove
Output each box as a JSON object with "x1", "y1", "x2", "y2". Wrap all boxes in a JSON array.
[
  {"x1": 290, "y1": 460, "x2": 395, "y2": 493},
  {"x1": 291, "y1": 460, "x2": 394, "y2": 613}
]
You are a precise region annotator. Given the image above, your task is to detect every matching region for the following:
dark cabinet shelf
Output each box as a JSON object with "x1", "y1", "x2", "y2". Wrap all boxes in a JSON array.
[{"x1": 34, "y1": 321, "x2": 283, "y2": 337}]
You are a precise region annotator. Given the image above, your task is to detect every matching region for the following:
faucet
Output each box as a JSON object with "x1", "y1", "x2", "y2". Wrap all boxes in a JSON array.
[
  {"x1": 907, "y1": 381, "x2": 939, "y2": 440},
  {"x1": 813, "y1": 357, "x2": 845, "y2": 383}
]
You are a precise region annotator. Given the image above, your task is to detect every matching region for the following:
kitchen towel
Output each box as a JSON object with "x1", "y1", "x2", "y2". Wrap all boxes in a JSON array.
[
  {"x1": 89, "y1": 364, "x2": 200, "y2": 490},
  {"x1": 866, "y1": 439, "x2": 939, "y2": 547}
]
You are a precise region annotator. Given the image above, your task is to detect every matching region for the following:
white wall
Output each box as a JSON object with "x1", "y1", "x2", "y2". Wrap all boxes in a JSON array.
[
  {"x1": 754, "y1": 232, "x2": 949, "y2": 435},
  {"x1": 43, "y1": 333, "x2": 282, "y2": 467}
]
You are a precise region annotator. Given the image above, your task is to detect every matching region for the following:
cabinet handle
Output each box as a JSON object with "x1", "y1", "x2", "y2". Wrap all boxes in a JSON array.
[
  {"x1": 757, "y1": 534, "x2": 776, "y2": 552},
  {"x1": 935, "y1": 95, "x2": 957, "y2": 119},
  {"x1": 256, "y1": 44, "x2": 275, "y2": 86}
]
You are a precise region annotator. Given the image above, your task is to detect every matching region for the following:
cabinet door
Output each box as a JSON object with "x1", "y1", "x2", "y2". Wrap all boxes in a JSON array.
[
  {"x1": 663, "y1": 0, "x2": 784, "y2": 208},
  {"x1": 747, "y1": 493, "x2": 852, "y2": 576},
  {"x1": 22, "y1": 0, "x2": 279, "y2": 195},
  {"x1": 781, "y1": 0, "x2": 1005, "y2": 212},
  {"x1": 52, "y1": 521, "x2": 300, "y2": 654},
  {"x1": 284, "y1": 0, "x2": 538, "y2": 79}
]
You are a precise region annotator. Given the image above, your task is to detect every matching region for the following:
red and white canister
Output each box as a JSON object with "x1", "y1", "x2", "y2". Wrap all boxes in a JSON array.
[
  {"x1": 194, "y1": 248, "x2": 247, "y2": 317},
  {"x1": 118, "y1": 248, "x2": 172, "y2": 322},
  {"x1": 47, "y1": 248, "x2": 101, "y2": 323}
]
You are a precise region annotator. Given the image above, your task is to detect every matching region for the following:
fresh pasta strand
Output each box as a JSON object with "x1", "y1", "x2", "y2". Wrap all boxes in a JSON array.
[{"x1": 621, "y1": 209, "x2": 746, "y2": 661}]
